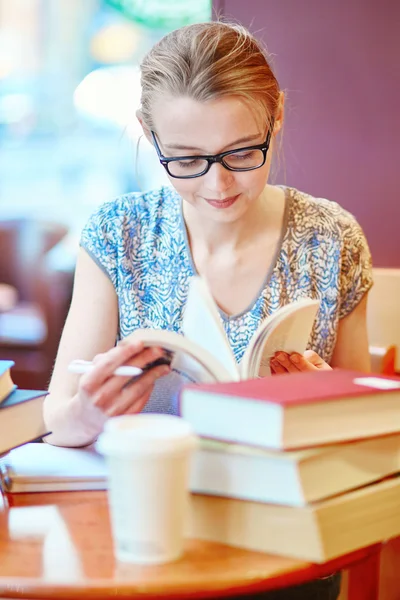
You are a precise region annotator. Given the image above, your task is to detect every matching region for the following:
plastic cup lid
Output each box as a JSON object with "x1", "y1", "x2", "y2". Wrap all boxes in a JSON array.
[{"x1": 96, "y1": 414, "x2": 197, "y2": 456}]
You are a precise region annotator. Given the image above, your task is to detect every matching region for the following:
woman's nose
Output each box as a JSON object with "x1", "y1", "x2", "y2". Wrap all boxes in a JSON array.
[{"x1": 203, "y1": 162, "x2": 234, "y2": 192}]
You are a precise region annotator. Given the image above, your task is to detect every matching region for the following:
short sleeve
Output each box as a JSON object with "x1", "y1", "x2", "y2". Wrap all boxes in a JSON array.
[
  {"x1": 339, "y1": 216, "x2": 373, "y2": 319},
  {"x1": 80, "y1": 201, "x2": 122, "y2": 288}
]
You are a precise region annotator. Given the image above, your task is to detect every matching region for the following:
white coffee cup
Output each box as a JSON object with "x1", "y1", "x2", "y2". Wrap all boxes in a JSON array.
[{"x1": 96, "y1": 414, "x2": 197, "y2": 564}]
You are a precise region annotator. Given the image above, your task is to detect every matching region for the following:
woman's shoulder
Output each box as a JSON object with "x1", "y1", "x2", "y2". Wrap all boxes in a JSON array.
[
  {"x1": 286, "y1": 186, "x2": 365, "y2": 239},
  {"x1": 90, "y1": 186, "x2": 180, "y2": 223},
  {"x1": 81, "y1": 186, "x2": 181, "y2": 253},
  {"x1": 82, "y1": 186, "x2": 181, "y2": 239}
]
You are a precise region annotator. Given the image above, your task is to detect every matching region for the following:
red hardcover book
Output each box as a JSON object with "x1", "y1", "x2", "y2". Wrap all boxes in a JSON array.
[{"x1": 179, "y1": 370, "x2": 400, "y2": 449}]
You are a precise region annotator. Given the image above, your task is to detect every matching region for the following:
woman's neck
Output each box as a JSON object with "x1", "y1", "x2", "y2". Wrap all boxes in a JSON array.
[{"x1": 182, "y1": 185, "x2": 284, "y2": 254}]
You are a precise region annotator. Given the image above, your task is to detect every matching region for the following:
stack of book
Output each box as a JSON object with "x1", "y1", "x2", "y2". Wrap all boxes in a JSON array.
[
  {"x1": 0, "y1": 360, "x2": 48, "y2": 455},
  {"x1": 180, "y1": 369, "x2": 400, "y2": 563},
  {"x1": 3, "y1": 363, "x2": 400, "y2": 565}
]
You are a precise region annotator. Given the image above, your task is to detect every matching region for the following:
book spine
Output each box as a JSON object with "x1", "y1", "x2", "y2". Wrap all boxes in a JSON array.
[{"x1": 0, "y1": 462, "x2": 11, "y2": 493}]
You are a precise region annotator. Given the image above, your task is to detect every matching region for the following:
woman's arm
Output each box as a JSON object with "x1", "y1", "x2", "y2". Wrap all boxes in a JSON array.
[
  {"x1": 48, "y1": 248, "x2": 120, "y2": 401},
  {"x1": 44, "y1": 248, "x2": 169, "y2": 447},
  {"x1": 330, "y1": 294, "x2": 370, "y2": 371},
  {"x1": 271, "y1": 294, "x2": 371, "y2": 373}
]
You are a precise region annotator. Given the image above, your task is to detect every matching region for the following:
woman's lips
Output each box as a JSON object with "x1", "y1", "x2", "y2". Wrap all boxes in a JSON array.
[{"x1": 204, "y1": 194, "x2": 240, "y2": 209}]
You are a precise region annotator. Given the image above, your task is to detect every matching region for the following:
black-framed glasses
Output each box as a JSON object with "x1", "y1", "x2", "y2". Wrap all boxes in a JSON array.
[{"x1": 150, "y1": 122, "x2": 274, "y2": 179}]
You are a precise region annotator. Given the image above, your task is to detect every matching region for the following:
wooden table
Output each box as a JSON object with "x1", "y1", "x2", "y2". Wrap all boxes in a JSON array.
[{"x1": 0, "y1": 490, "x2": 396, "y2": 600}]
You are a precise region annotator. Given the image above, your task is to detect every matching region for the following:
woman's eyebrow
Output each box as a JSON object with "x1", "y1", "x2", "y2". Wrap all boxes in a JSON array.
[{"x1": 163, "y1": 133, "x2": 262, "y2": 153}]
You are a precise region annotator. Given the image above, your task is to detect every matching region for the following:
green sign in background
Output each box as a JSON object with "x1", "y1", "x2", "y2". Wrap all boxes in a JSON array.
[{"x1": 105, "y1": 0, "x2": 211, "y2": 29}]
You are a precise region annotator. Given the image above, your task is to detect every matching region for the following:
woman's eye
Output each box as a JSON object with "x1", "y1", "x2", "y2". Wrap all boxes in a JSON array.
[
  {"x1": 177, "y1": 159, "x2": 201, "y2": 168},
  {"x1": 230, "y1": 152, "x2": 253, "y2": 161}
]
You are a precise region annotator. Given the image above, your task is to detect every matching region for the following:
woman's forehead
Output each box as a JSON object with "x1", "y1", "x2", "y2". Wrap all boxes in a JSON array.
[{"x1": 152, "y1": 95, "x2": 264, "y2": 148}]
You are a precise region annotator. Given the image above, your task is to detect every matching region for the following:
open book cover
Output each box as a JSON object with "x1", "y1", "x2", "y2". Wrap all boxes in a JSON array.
[{"x1": 126, "y1": 276, "x2": 320, "y2": 383}]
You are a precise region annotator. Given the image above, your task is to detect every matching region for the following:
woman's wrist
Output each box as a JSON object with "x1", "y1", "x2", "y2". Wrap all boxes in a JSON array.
[{"x1": 43, "y1": 392, "x2": 108, "y2": 447}]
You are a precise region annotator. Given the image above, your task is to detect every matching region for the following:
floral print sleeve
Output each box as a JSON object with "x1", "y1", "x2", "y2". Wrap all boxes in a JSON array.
[
  {"x1": 79, "y1": 197, "x2": 133, "y2": 289},
  {"x1": 338, "y1": 212, "x2": 373, "y2": 319}
]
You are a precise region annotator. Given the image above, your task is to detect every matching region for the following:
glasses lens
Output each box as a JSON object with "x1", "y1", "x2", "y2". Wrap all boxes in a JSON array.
[
  {"x1": 223, "y1": 149, "x2": 264, "y2": 170},
  {"x1": 167, "y1": 158, "x2": 208, "y2": 177}
]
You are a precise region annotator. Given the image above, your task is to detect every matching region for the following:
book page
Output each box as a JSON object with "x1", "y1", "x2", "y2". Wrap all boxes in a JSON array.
[
  {"x1": 240, "y1": 298, "x2": 320, "y2": 378},
  {"x1": 181, "y1": 277, "x2": 239, "y2": 380},
  {"x1": 126, "y1": 329, "x2": 234, "y2": 383}
]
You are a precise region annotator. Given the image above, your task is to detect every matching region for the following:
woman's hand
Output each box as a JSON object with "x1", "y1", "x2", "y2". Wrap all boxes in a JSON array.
[
  {"x1": 270, "y1": 350, "x2": 332, "y2": 374},
  {"x1": 76, "y1": 340, "x2": 170, "y2": 417}
]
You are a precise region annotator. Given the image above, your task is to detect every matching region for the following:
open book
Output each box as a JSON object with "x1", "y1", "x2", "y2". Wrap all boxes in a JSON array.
[{"x1": 126, "y1": 277, "x2": 320, "y2": 383}]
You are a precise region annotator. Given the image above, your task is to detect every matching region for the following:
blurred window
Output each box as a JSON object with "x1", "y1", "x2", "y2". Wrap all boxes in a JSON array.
[{"x1": 0, "y1": 0, "x2": 211, "y2": 234}]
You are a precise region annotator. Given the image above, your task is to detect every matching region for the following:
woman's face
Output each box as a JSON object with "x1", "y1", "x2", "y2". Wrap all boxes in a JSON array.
[{"x1": 149, "y1": 95, "x2": 276, "y2": 224}]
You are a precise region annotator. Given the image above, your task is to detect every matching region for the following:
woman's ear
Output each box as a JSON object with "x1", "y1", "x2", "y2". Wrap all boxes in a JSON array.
[
  {"x1": 273, "y1": 91, "x2": 285, "y2": 135},
  {"x1": 136, "y1": 109, "x2": 153, "y2": 144}
]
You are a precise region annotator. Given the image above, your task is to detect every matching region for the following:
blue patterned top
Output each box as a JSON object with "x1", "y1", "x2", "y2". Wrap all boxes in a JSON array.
[{"x1": 81, "y1": 185, "x2": 373, "y2": 414}]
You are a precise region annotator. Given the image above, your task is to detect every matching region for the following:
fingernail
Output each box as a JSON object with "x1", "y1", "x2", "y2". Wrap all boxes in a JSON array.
[
  {"x1": 277, "y1": 353, "x2": 286, "y2": 361},
  {"x1": 290, "y1": 353, "x2": 300, "y2": 364}
]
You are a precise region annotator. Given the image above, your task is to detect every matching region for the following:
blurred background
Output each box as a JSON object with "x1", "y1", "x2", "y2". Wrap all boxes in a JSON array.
[
  {"x1": 0, "y1": 0, "x2": 213, "y2": 228},
  {"x1": 0, "y1": 0, "x2": 211, "y2": 388}
]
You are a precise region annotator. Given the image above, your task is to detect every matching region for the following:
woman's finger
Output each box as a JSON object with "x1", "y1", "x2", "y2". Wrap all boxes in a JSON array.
[
  {"x1": 105, "y1": 364, "x2": 170, "y2": 417},
  {"x1": 274, "y1": 352, "x2": 299, "y2": 373},
  {"x1": 303, "y1": 350, "x2": 332, "y2": 370},
  {"x1": 79, "y1": 343, "x2": 167, "y2": 397},
  {"x1": 289, "y1": 350, "x2": 332, "y2": 371},
  {"x1": 79, "y1": 341, "x2": 146, "y2": 395},
  {"x1": 270, "y1": 358, "x2": 287, "y2": 375},
  {"x1": 288, "y1": 352, "x2": 319, "y2": 371},
  {"x1": 123, "y1": 390, "x2": 154, "y2": 415},
  {"x1": 88, "y1": 347, "x2": 167, "y2": 410}
]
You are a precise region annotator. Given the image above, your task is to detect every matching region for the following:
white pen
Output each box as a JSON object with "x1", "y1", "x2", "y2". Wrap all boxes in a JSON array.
[{"x1": 68, "y1": 359, "x2": 143, "y2": 377}]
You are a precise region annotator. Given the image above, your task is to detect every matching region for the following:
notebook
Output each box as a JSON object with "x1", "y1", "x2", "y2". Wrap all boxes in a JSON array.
[{"x1": 0, "y1": 443, "x2": 107, "y2": 493}]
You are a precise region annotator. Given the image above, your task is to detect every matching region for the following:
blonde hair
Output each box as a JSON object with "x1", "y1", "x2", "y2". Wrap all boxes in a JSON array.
[{"x1": 139, "y1": 21, "x2": 281, "y2": 131}]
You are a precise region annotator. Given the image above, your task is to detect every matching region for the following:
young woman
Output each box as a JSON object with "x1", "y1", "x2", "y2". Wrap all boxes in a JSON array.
[{"x1": 44, "y1": 23, "x2": 372, "y2": 598}]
